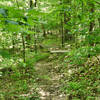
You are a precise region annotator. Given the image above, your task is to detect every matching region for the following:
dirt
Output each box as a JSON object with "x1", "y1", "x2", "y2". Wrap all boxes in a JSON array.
[{"x1": 35, "y1": 55, "x2": 67, "y2": 100}]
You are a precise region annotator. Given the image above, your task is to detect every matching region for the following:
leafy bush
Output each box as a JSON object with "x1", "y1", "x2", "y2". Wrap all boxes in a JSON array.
[
  {"x1": 62, "y1": 45, "x2": 100, "y2": 99},
  {"x1": 65, "y1": 45, "x2": 100, "y2": 66}
]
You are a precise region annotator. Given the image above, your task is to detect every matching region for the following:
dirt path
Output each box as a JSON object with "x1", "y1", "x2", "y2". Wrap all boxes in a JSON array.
[{"x1": 35, "y1": 55, "x2": 66, "y2": 100}]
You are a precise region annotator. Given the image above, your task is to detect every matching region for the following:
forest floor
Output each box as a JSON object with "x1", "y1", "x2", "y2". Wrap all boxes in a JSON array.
[{"x1": 34, "y1": 54, "x2": 66, "y2": 100}]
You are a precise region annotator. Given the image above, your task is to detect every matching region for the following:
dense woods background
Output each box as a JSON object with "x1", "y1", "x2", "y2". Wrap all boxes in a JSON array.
[{"x1": 0, "y1": 0, "x2": 100, "y2": 99}]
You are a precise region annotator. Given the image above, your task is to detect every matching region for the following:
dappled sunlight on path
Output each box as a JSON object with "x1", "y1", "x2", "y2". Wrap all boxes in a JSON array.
[{"x1": 35, "y1": 55, "x2": 66, "y2": 100}]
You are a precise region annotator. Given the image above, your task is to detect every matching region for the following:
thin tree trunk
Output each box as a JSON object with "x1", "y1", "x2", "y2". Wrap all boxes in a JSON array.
[
  {"x1": 33, "y1": 0, "x2": 38, "y2": 53},
  {"x1": 63, "y1": 0, "x2": 72, "y2": 41},
  {"x1": 64, "y1": 13, "x2": 69, "y2": 40},
  {"x1": 30, "y1": 0, "x2": 33, "y2": 8},
  {"x1": 43, "y1": 29, "x2": 46, "y2": 37},
  {"x1": 34, "y1": 0, "x2": 37, "y2": 7},
  {"x1": 34, "y1": 34, "x2": 37, "y2": 54},
  {"x1": 12, "y1": 35, "x2": 15, "y2": 54},
  {"x1": 22, "y1": 34, "x2": 26, "y2": 62},
  {"x1": 68, "y1": 94, "x2": 72, "y2": 100},
  {"x1": 89, "y1": 3, "x2": 95, "y2": 33},
  {"x1": 89, "y1": 3, "x2": 95, "y2": 46},
  {"x1": 42, "y1": 24, "x2": 46, "y2": 37},
  {"x1": 98, "y1": 18, "x2": 100, "y2": 27},
  {"x1": 60, "y1": 0, "x2": 64, "y2": 47},
  {"x1": 61, "y1": 16, "x2": 64, "y2": 48}
]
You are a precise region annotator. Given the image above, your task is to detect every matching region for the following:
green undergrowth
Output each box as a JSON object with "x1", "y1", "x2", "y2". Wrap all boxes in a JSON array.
[
  {"x1": 0, "y1": 67, "x2": 40, "y2": 100},
  {"x1": 33, "y1": 52, "x2": 50, "y2": 63},
  {"x1": 0, "y1": 49, "x2": 12, "y2": 58},
  {"x1": 60, "y1": 44, "x2": 100, "y2": 99},
  {"x1": 0, "y1": 52, "x2": 50, "y2": 100},
  {"x1": 43, "y1": 35, "x2": 61, "y2": 47},
  {"x1": 65, "y1": 45, "x2": 100, "y2": 66}
]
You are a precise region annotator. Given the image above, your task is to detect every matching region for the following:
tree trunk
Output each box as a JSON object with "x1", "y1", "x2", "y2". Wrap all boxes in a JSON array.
[
  {"x1": 34, "y1": 34, "x2": 37, "y2": 54},
  {"x1": 89, "y1": 3, "x2": 95, "y2": 33},
  {"x1": 34, "y1": 0, "x2": 37, "y2": 7},
  {"x1": 89, "y1": 2, "x2": 95, "y2": 46},
  {"x1": 42, "y1": 24, "x2": 46, "y2": 37},
  {"x1": 64, "y1": 12, "x2": 71, "y2": 41},
  {"x1": 43, "y1": 29, "x2": 46, "y2": 37},
  {"x1": 22, "y1": 34, "x2": 26, "y2": 63},
  {"x1": 63, "y1": 0, "x2": 72, "y2": 41},
  {"x1": 68, "y1": 94, "x2": 72, "y2": 100},
  {"x1": 61, "y1": 16, "x2": 64, "y2": 48},
  {"x1": 34, "y1": 0, "x2": 38, "y2": 53},
  {"x1": 60, "y1": 0, "x2": 64, "y2": 47},
  {"x1": 12, "y1": 35, "x2": 15, "y2": 54},
  {"x1": 30, "y1": 0, "x2": 33, "y2": 8},
  {"x1": 98, "y1": 18, "x2": 100, "y2": 27}
]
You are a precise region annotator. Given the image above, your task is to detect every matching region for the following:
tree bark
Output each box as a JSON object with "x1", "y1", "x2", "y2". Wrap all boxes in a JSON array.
[
  {"x1": 12, "y1": 35, "x2": 15, "y2": 54},
  {"x1": 22, "y1": 34, "x2": 26, "y2": 62},
  {"x1": 34, "y1": 0, "x2": 37, "y2": 7},
  {"x1": 34, "y1": 34, "x2": 37, "y2": 54},
  {"x1": 30, "y1": 0, "x2": 33, "y2": 8},
  {"x1": 42, "y1": 24, "x2": 46, "y2": 37},
  {"x1": 61, "y1": 15, "x2": 64, "y2": 47},
  {"x1": 64, "y1": 12, "x2": 71, "y2": 41},
  {"x1": 63, "y1": 0, "x2": 72, "y2": 41},
  {"x1": 98, "y1": 18, "x2": 100, "y2": 27},
  {"x1": 88, "y1": 2, "x2": 95, "y2": 46},
  {"x1": 60, "y1": 0, "x2": 64, "y2": 47},
  {"x1": 89, "y1": 3, "x2": 95, "y2": 33}
]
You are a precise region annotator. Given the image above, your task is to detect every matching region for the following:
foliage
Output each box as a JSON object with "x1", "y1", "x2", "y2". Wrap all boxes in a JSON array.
[{"x1": 0, "y1": 0, "x2": 100, "y2": 99}]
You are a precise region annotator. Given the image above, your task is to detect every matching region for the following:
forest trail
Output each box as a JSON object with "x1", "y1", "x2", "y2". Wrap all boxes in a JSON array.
[{"x1": 35, "y1": 54, "x2": 66, "y2": 100}]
